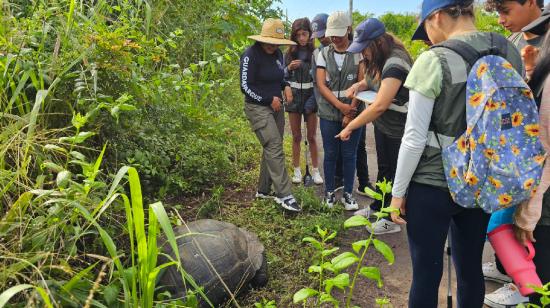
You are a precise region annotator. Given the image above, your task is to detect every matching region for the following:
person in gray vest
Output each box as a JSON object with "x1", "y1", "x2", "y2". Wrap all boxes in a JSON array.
[
  {"x1": 316, "y1": 11, "x2": 364, "y2": 210},
  {"x1": 386, "y1": 1, "x2": 523, "y2": 307},
  {"x1": 336, "y1": 18, "x2": 413, "y2": 235},
  {"x1": 284, "y1": 18, "x2": 323, "y2": 185},
  {"x1": 240, "y1": 18, "x2": 301, "y2": 212}
]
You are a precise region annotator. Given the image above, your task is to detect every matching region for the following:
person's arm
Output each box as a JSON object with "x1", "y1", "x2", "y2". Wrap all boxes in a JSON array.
[
  {"x1": 338, "y1": 77, "x2": 403, "y2": 139},
  {"x1": 240, "y1": 50, "x2": 273, "y2": 106},
  {"x1": 388, "y1": 91, "x2": 435, "y2": 224}
]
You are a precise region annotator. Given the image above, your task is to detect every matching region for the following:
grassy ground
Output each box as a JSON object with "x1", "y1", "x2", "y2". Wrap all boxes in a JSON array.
[
  {"x1": 169, "y1": 138, "x2": 345, "y2": 307},
  {"x1": 214, "y1": 185, "x2": 345, "y2": 307}
]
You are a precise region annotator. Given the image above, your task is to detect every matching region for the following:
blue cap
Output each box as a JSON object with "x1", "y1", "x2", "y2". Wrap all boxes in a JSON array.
[
  {"x1": 412, "y1": 0, "x2": 473, "y2": 41},
  {"x1": 311, "y1": 13, "x2": 329, "y2": 38},
  {"x1": 347, "y1": 18, "x2": 386, "y2": 53}
]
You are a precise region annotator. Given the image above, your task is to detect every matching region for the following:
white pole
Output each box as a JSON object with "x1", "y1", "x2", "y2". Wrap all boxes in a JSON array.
[{"x1": 349, "y1": 0, "x2": 353, "y2": 20}]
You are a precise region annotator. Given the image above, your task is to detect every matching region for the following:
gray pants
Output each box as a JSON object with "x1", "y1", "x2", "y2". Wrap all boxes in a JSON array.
[{"x1": 244, "y1": 103, "x2": 292, "y2": 197}]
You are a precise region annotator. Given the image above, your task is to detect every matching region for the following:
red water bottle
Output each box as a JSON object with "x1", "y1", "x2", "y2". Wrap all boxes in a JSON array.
[{"x1": 487, "y1": 224, "x2": 542, "y2": 296}]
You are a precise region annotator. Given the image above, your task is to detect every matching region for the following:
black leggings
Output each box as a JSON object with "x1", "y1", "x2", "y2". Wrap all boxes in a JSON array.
[
  {"x1": 529, "y1": 225, "x2": 550, "y2": 305},
  {"x1": 406, "y1": 182, "x2": 490, "y2": 308}
]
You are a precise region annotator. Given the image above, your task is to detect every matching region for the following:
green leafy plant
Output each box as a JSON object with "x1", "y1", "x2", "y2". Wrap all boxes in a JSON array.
[
  {"x1": 518, "y1": 282, "x2": 550, "y2": 308},
  {"x1": 293, "y1": 179, "x2": 397, "y2": 308}
]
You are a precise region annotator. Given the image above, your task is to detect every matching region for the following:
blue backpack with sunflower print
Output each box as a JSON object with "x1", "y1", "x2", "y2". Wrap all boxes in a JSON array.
[{"x1": 435, "y1": 35, "x2": 545, "y2": 213}]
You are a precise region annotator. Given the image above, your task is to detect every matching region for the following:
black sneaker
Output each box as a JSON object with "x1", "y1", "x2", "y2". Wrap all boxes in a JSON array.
[
  {"x1": 275, "y1": 195, "x2": 302, "y2": 212},
  {"x1": 356, "y1": 182, "x2": 377, "y2": 199},
  {"x1": 334, "y1": 176, "x2": 344, "y2": 192},
  {"x1": 255, "y1": 191, "x2": 275, "y2": 199},
  {"x1": 341, "y1": 192, "x2": 359, "y2": 211},
  {"x1": 324, "y1": 191, "x2": 336, "y2": 208}
]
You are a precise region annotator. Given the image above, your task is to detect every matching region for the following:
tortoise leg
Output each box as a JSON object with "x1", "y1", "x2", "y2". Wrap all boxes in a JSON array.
[{"x1": 249, "y1": 252, "x2": 268, "y2": 288}]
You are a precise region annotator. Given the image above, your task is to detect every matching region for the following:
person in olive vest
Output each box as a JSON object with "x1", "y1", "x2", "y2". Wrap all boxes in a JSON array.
[
  {"x1": 284, "y1": 18, "x2": 323, "y2": 185},
  {"x1": 336, "y1": 18, "x2": 412, "y2": 235},
  {"x1": 239, "y1": 18, "x2": 301, "y2": 212},
  {"x1": 316, "y1": 11, "x2": 364, "y2": 211},
  {"x1": 386, "y1": 1, "x2": 523, "y2": 307}
]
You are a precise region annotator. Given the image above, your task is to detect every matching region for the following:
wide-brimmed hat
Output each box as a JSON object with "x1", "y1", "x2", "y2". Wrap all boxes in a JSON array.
[
  {"x1": 522, "y1": 2, "x2": 550, "y2": 36},
  {"x1": 348, "y1": 18, "x2": 386, "y2": 53},
  {"x1": 412, "y1": 0, "x2": 473, "y2": 41},
  {"x1": 311, "y1": 13, "x2": 329, "y2": 38},
  {"x1": 248, "y1": 18, "x2": 297, "y2": 45},
  {"x1": 325, "y1": 11, "x2": 352, "y2": 37}
]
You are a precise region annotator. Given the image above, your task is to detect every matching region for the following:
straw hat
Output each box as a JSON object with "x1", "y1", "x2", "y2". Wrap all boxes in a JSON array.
[{"x1": 248, "y1": 18, "x2": 297, "y2": 45}]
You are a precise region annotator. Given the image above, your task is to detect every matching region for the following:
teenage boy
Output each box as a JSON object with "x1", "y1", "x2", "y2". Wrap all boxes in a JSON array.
[{"x1": 482, "y1": 1, "x2": 546, "y2": 307}]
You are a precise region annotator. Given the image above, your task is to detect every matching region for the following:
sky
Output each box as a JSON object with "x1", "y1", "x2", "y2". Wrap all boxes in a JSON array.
[{"x1": 276, "y1": 0, "x2": 421, "y2": 21}]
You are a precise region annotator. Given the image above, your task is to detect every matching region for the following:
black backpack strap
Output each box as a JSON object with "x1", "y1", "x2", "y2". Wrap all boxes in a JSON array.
[{"x1": 430, "y1": 33, "x2": 509, "y2": 67}]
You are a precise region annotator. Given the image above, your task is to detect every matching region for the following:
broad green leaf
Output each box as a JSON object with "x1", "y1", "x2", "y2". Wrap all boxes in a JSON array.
[
  {"x1": 376, "y1": 180, "x2": 393, "y2": 194},
  {"x1": 360, "y1": 267, "x2": 383, "y2": 288},
  {"x1": 321, "y1": 261, "x2": 336, "y2": 272},
  {"x1": 328, "y1": 273, "x2": 350, "y2": 289},
  {"x1": 293, "y1": 288, "x2": 318, "y2": 303},
  {"x1": 332, "y1": 252, "x2": 358, "y2": 264},
  {"x1": 316, "y1": 225, "x2": 327, "y2": 238},
  {"x1": 325, "y1": 231, "x2": 337, "y2": 241},
  {"x1": 372, "y1": 212, "x2": 389, "y2": 219},
  {"x1": 373, "y1": 239, "x2": 395, "y2": 265},
  {"x1": 302, "y1": 236, "x2": 322, "y2": 250},
  {"x1": 56, "y1": 170, "x2": 71, "y2": 188},
  {"x1": 103, "y1": 284, "x2": 119, "y2": 306},
  {"x1": 59, "y1": 131, "x2": 95, "y2": 144},
  {"x1": 43, "y1": 144, "x2": 67, "y2": 153},
  {"x1": 319, "y1": 293, "x2": 338, "y2": 305},
  {"x1": 322, "y1": 247, "x2": 339, "y2": 257},
  {"x1": 352, "y1": 239, "x2": 371, "y2": 253},
  {"x1": 344, "y1": 215, "x2": 371, "y2": 228},
  {"x1": 332, "y1": 256, "x2": 358, "y2": 271},
  {"x1": 363, "y1": 185, "x2": 383, "y2": 200},
  {"x1": 308, "y1": 265, "x2": 321, "y2": 273},
  {"x1": 41, "y1": 161, "x2": 63, "y2": 173}
]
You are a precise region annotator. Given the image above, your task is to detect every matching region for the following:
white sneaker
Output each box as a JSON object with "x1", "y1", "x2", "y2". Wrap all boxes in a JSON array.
[
  {"x1": 353, "y1": 206, "x2": 372, "y2": 218},
  {"x1": 324, "y1": 191, "x2": 336, "y2": 208},
  {"x1": 341, "y1": 192, "x2": 359, "y2": 211},
  {"x1": 292, "y1": 168, "x2": 302, "y2": 184},
  {"x1": 484, "y1": 283, "x2": 528, "y2": 308},
  {"x1": 312, "y1": 168, "x2": 323, "y2": 184},
  {"x1": 366, "y1": 218, "x2": 401, "y2": 235},
  {"x1": 483, "y1": 261, "x2": 512, "y2": 284}
]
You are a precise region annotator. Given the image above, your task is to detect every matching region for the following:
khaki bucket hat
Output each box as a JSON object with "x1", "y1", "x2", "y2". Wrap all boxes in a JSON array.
[{"x1": 248, "y1": 18, "x2": 297, "y2": 45}]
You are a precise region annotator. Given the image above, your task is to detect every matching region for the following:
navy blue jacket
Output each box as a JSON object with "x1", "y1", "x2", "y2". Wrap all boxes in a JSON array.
[{"x1": 240, "y1": 42, "x2": 288, "y2": 106}]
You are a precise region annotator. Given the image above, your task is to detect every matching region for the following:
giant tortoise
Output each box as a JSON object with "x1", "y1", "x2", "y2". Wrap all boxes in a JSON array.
[{"x1": 158, "y1": 219, "x2": 267, "y2": 307}]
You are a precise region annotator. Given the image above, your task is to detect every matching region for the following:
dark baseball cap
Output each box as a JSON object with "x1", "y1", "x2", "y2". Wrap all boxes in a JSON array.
[
  {"x1": 311, "y1": 13, "x2": 329, "y2": 38},
  {"x1": 347, "y1": 18, "x2": 386, "y2": 53},
  {"x1": 412, "y1": 0, "x2": 474, "y2": 41},
  {"x1": 522, "y1": 2, "x2": 550, "y2": 36}
]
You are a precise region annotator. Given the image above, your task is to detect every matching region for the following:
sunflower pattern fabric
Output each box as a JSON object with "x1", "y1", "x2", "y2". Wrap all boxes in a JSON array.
[{"x1": 442, "y1": 55, "x2": 545, "y2": 213}]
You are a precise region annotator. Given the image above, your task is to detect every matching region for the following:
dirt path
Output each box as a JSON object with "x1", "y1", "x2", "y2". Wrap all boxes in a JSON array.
[{"x1": 291, "y1": 122, "x2": 501, "y2": 307}]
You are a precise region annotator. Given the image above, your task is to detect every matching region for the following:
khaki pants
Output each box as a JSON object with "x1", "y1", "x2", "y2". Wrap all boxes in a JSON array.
[{"x1": 244, "y1": 103, "x2": 291, "y2": 197}]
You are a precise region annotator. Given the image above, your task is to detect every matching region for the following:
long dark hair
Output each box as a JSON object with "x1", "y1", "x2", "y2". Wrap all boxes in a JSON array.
[
  {"x1": 363, "y1": 33, "x2": 412, "y2": 80},
  {"x1": 529, "y1": 30, "x2": 550, "y2": 96},
  {"x1": 285, "y1": 18, "x2": 314, "y2": 64}
]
